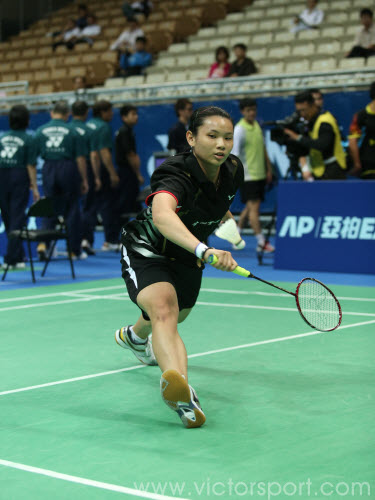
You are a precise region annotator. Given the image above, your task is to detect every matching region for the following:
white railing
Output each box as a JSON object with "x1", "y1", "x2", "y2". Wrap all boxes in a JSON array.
[
  {"x1": 0, "y1": 80, "x2": 29, "y2": 97},
  {"x1": 0, "y1": 69, "x2": 373, "y2": 111}
]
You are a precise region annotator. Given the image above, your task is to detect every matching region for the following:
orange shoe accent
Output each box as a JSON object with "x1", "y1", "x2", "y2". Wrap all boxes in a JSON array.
[{"x1": 161, "y1": 369, "x2": 206, "y2": 429}]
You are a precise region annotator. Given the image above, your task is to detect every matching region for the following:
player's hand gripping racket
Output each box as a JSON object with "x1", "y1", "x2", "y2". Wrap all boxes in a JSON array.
[{"x1": 208, "y1": 255, "x2": 342, "y2": 332}]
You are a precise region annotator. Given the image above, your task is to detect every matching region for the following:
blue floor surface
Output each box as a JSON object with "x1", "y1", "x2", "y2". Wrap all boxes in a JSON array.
[{"x1": 1, "y1": 232, "x2": 374, "y2": 291}]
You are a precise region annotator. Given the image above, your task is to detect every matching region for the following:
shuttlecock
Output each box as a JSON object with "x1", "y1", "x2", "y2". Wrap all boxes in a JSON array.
[{"x1": 214, "y1": 218, "x2": 246, "y2": 250}]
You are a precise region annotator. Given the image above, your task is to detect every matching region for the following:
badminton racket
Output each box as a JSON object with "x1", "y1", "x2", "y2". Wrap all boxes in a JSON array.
[
  {"x1": 214, "y1": 218, "x2": 246, "y2": 250},
  {"x1": 208, "y1": 255, "x2": 342, "y2": 332}
]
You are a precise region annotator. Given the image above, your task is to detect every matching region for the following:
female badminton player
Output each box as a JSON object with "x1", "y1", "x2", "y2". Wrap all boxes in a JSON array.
[{"x1": 116, "y1": 106, "x2": 244, "y2": 428}]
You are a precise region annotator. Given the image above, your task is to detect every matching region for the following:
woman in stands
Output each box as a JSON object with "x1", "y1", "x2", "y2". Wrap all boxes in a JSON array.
[
  {"x1": 115, "y1": 106, "x2": 244, "y2": 428},
  {"x1": 207, "y1": 46, "x2": 231, "y2": 79}
]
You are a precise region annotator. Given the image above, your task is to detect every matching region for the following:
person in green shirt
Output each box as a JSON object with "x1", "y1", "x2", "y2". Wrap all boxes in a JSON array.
[
  {"x1": 70, "y1": 100, "x2": 101, "y2": 255},
  {"x1": 34, "y1": 101, "x2": 88, "y2": 259},
  {"x1": 86, "y1": 100, "x2": 120, "y2": 251},
  {"x1": 0, "y1": 105, "x2": 39, "y2": 268},
  {"x1": 232, "y1": 98, "x2": 274, "y2": 253}
]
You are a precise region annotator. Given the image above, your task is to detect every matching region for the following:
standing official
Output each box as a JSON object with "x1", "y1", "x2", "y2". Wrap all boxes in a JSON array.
[
  {"x1": 0, "y1": 105, "x2": 39, "y2": 269},
  {"x1": 70, "y1": 100, "x2": 101, "y2": 255},
  {"x1": 115, "y1": 104, "x2": 144, "y2": 225},
  {"x1": 86, "y1": 100, "x2": 120, "y2": 251},
  {"x1": 168, "y1": 99, "x2": 193, "y2": 154},
  {"x1": 34, "y1": 101, "x2": 88, "y2": 260}
]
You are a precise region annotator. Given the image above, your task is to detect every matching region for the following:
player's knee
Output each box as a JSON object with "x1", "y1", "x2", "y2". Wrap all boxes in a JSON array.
[{"x1": 148, "y1": 293, "x2": 178, "y2": 323}]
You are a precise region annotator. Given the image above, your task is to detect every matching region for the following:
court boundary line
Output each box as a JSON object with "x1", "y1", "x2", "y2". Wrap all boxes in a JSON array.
[
  {"x1": 0, "y1": 459, "x2": 187, "y2": 500},
  {"x1": 1, "y1": 291, "x2": 374, "y2": 317},
  {"x1": 1, "y1": 318, "x2": 374, "y2": 398},
  {"x1": 0, "y1": 283, "x2": 374, "y2": 303}
]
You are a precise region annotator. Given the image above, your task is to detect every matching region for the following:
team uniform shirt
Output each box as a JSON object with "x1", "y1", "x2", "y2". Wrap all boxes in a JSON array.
[
  {"x1": 232, "y1": 118, "x2": 266, "y2": 181},
  {"x1": 0, "y1": 130, "x2": 37, "y2": 169},
  {"x1": 115, "y1": 122, "x2": 136, "y2": 170},
  {"x1": 121, "y1": 151, "x2": 244, "y2": 267},
  {"x1": 34, "y1": 119, "x2": 86, "y2": 160},
  {"x1": 70, "y1": 118, "x2": 96, "y2": 159},
  {"x1": 86, "y1": 117, "x2": 113, "y2": 152},
  {"x1": 348, "y1": 104, "x2": 375, "y2": 176}
]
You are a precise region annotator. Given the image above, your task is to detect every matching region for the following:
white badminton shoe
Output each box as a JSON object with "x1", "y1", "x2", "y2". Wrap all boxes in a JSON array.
[
  {"x1": 160, "y1": 369, "x2": 206, "y2": 428},
  {"x1": 115, "y1": 326, "x2": 157, "y2": 366}
]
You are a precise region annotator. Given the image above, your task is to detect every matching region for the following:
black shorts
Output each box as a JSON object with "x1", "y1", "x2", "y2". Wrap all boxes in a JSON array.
[
  {"x1": 240, "y1": 180, "x2": 266, "y2": 203},
  {"x1": 121, "y1": 246, "x2": 203, "y2": 320}
]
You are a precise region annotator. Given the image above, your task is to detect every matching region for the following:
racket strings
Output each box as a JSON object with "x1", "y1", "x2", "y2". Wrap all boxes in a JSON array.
[{"x1": 297, "y1": 279, "x2": 341, "y2": 331}]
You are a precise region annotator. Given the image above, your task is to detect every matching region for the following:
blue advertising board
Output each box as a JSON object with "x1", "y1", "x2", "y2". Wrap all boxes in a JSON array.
[
  {"x1": 0, "y1": 90, "x2": 371, "y2": 261},
  {"x1": 275, "y1": 181, "x2": 375, "y2": 274}
]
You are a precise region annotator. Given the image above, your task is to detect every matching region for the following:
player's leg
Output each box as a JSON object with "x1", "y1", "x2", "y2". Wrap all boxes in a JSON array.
[
  {"x1": 237, "y1": 204, "x2": 249, "y2": 231},
  {"x1": 136, "y1": 282, "x2": 187, "y2": 377},
  {"x1": 248, "y1": 199, "x2": 262, "y2": 238}
]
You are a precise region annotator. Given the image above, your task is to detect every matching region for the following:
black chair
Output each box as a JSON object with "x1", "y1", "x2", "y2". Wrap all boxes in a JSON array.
[{"x1": 1, "y1": 196, "x2": 75, "y2": 283}]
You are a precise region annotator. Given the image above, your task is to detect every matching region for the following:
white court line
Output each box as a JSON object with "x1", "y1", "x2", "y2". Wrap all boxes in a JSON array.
[
  {"x1": 0, "y1": 283, "x2": 374, "y2": 303},
  {"x1": 1, "y1": 318, "x2": 374, "y2": 398},
  {"x1": 0, "y1": 459, "x2": 187, "y2": 500},
  {"x1": 0, "y1": 291, "x2": 374, "y2": 317}
]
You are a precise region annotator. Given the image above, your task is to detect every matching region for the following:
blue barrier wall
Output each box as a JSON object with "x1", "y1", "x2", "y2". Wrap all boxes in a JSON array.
[
  {"x1": 275, "y1": 180, "x2": 375, "y2": 274},
  {"x1": 0, "y1": 90, "x2": 371, "y2": 261}
]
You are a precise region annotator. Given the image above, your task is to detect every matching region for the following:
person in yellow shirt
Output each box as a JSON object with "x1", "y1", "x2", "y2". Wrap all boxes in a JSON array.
[
  {"x1": 284, "y1": 91, "x2": 346, "y2": 179},
  {"x1": 232, "y1": 98, "x2": 274, "y2": 252}
]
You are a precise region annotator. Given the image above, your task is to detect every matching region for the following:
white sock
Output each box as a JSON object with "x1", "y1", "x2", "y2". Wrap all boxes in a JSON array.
[
  {"x1": 255, "y1": 233, "x2": 265, "y2": 246},
  {"x1": 129, "y1": 326, "x2": 147, "y2": 344}
]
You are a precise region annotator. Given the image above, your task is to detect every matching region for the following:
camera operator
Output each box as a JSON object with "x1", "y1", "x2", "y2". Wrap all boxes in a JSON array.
[{"x1": 284, "y1": 91, "x2": 347, "y2": 180}]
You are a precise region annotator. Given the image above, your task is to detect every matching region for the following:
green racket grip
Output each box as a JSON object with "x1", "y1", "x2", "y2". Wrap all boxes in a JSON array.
[{"x1": 207, "y1": 254, "x2": 252, "y2": 278}]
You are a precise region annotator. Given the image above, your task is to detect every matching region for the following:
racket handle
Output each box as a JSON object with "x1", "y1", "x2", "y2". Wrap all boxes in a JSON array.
[{"x1": 207, "y1": 254, "x2": 252, "y2": 278}]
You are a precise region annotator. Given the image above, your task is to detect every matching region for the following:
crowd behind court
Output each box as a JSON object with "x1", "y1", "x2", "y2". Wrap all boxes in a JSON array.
[
  {"x1": 0, "y1": 80, "x2": 375, "y2": 269},
  {"x1": 46, "y1": 1, "x2": 375, "y2": 89}
]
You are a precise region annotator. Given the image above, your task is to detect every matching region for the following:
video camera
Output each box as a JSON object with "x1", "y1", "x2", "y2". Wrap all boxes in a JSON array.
[{"x1": 264, "y1": 111, "x2": 309, "y2": 157}]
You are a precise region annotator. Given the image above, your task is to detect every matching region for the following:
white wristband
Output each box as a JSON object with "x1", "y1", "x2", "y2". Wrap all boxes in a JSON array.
[
  {"x1": 195, "y1": 242, "x2": 209, "y2": 260},
  {"x1": 301, "y1": 165, "x2": 310, "y2": 173}
]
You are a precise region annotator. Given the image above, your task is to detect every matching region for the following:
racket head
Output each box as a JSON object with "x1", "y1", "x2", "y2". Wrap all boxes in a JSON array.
[{"x1": 295, "y1": 278, "x2": 342, "y2": 332}]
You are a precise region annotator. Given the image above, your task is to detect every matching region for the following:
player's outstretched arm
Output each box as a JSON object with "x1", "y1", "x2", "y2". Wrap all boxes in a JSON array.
[{"x1": 152, "y1": 193, "x2": 237, "y2": 272}]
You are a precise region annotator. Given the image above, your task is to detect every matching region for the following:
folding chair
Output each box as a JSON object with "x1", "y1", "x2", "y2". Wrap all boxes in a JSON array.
[{"x1": 1, "y1": 196, "x2": 75, "y2": 283}]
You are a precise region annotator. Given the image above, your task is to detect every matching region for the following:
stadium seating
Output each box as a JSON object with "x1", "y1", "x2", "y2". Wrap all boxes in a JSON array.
[{"x1": 0, "y1": 0, "x2": 373, "y2": 95}]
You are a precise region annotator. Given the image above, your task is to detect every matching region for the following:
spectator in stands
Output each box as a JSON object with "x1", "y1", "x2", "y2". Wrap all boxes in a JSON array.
[
  {"x1": 168, "y1": 99, "x2": 193, "y2": 154},
  {"x1": 122, "y1": 1, "x2": 153, "y2": 21},
  {"x1": 119, "y1": 36, "x2": 152, "y2": 77},
  {"x1": 115, "y1": 105, "x2": 144, "y2": 230},
  {"x1": 284, "y1": 91, "x2": 347, "y2": 180},
  {"x1": 76, "y1": 4, "x2": 89, "y2": 29},
  {"x1": 51, "y1": 18, "x2": 80, "y2": 51},
  {"x1": 85, "y1": 100, "x2": 120, "y2": 251},
  {"x1": 34, "y1": 101, "x2": 88, "y2": 260},
  {"x1": 346, "y1": 8, "x2": 375, "y2": 59},
  {"x1": 207, "y1": 46, "x2": 230, "y2": 79},
  {"x1": 232, "y1": 98, "x2": 274, "y2": 253},
  {"x1": 66, "y1": 14, "x2": 101, "y2": 49},
  {"x1": 228, "y1": 44, "x2": 257, "y2": 77},
  {"x1": 348, "y1": 81, "x2": 375, "y2": 179},
  {"x1": 110, "y1": 18, "x2": 144, "y2": 52},
  {"x1": 0, "y1": 105, "x2": 39, "y2": 270},
  {"x1": 73, "y1": 75, "x2": 87, "y2": 91},
  {"x1": 290, "y1": 0, "x2": 324, "y2": 33}
]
